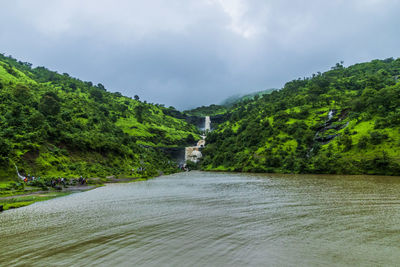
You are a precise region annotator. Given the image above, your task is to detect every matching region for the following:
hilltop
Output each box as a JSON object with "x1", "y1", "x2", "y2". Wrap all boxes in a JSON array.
[
  {"x1": 201, "y1": 58, "x2": 400, "y2": 175},
  {"x1": 0, "y1": 54, "x2": 199, "y2": 180}
]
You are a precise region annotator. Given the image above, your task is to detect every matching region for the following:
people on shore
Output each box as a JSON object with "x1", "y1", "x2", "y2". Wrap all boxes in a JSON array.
[
  {"x1": 177, "y1": 163, "x2": 189, "y2": 172},
  {"x1": 20, "y1": 175, "x2": 89, "y2": 188}
]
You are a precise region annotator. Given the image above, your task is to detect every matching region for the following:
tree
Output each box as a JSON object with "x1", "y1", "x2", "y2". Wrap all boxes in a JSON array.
[
  {"x1": 135, "y1": 104, "x2": 144, "y2": 123},
  {"x1": 369, "y1": 131, "x2": 388, "y2": 145},
  {"x1": 0, "y1": 138, "x2": 11, "y2": 164},
  {"x1": 13, "y1": 84, "x2": 31, "y2": 101},
  {"x1": 339, "y1": 134, "x2": 352, "y2": 152},
  {"x1": 90, "y1": 88, "x2": 103, "y2": 102},
  {"x1": 185, "y1": 134, "x2": 196, "y2": 144},
  {"x1": 357, "y1": 136, "x2": 369, "y2": 149},
  {"x1": 39, "y1": 95, "x2": 60, "y2": 116},
  {"x1": 134, "y1": 95, "x2": 140, "y2": 101},
  {"x1": 97, "y1": 83, "x2": 106, "y2": 91}
]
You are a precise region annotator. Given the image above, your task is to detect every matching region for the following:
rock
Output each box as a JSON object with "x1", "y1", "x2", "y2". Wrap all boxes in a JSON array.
[
  {"x1": 197, "y1": 139, "x2": 206, "y2": 148},
  {"x1": 185, "y1": 146, "x2": 203, "y2": 163}
]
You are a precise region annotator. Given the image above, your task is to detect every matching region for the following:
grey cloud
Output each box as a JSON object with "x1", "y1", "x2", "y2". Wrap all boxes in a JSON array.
[{"x1": 1, "y1": 0, "x2": 399, "y2": 109}]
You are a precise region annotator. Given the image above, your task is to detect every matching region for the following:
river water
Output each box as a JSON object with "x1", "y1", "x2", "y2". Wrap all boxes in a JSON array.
[{"x1": 1, "y1": 171, "x2": 400, "y2": 266}]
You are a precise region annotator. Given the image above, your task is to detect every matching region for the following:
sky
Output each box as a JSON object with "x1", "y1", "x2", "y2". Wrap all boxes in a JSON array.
[{"x1": 1, "y1": 0, "x2": 399, "y2": 109}]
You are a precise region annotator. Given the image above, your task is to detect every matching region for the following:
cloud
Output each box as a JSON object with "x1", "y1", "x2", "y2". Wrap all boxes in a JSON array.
[{"x1": 1, "y1": 0, "x2": 399, "y2": 109}]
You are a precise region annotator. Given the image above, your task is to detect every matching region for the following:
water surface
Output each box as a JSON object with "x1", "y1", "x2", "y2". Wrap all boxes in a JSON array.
[{"x1": 1, "y1": 171, "x2": 400, "y2": 266}]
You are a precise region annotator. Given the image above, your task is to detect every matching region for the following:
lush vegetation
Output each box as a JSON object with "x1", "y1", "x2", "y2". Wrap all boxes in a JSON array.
[
  {"x1": 0, "y1": 54, "x2": 199, "y2": 181},
  {"x1": 202, "y1": 58, "x2": 400, "y2": 175}
]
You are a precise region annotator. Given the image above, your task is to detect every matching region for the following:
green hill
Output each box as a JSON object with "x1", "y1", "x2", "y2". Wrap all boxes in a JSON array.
[
  {"x1": 202, "y1": 58, "x2": 400, "y2": 175},
  {"x1": 0, "y1": 54, "x2": 199, "y2": 180}
]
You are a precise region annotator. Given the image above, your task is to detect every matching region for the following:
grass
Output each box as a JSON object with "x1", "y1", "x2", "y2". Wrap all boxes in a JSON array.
[{"x1": 0, "y1": 192, "x2": 70, "y2": 211}]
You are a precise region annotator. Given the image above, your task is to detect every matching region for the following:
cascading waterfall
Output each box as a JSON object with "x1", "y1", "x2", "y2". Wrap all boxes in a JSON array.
[
  {"x1": 14, "y1": 163, "x2": 25, "y2": 180},
  {"x1": 205, "y1": 116, "x2": 211, "y2": 132},
  {"x1": 184, "y1": 116, "x2": 211, "y2": 164}
]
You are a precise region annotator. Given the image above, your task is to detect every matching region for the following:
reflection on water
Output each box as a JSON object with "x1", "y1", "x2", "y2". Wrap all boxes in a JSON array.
[{"x1": 2, "y1": 171, "x2": 400, "y2": 266}]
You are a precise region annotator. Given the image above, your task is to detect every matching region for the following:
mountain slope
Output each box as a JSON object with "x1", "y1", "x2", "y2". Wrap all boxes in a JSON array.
[
  {"x1": 202, "y1": 58, "x2": 400, "y2": 175},
  {"x1": 0, "y1": 54, "x2": 199, "y2": 180}
]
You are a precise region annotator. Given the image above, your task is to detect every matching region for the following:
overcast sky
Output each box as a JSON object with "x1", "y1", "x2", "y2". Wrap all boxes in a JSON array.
[{"x1": 1, "y1": 0, "x2": 399, "y2": 109}]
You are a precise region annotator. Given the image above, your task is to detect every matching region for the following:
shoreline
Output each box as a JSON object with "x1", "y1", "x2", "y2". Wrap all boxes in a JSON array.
[{"x1": 0, "y1": 175, "x2": 160, "y2": 212}]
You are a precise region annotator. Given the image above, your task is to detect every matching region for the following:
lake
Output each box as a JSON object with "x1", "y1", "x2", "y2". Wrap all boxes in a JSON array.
[{"x1": 1, "y1": 171, "x2": 400, "y2": 266}]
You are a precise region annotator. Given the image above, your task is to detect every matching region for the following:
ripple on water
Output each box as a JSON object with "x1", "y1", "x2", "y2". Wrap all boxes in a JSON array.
[{"x1": 2, "y1": 171, "x2": 400, "y2": 266}]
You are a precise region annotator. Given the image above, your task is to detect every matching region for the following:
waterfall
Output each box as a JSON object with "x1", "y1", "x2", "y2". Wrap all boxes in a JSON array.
[
  {"x1": 205, "y1": 116, "x2": 211, "y2": 132},
  {"x1": 328, "y1": 110, "x2": 334, "y2": 120},
  {"x1": 14, "y1": 163, "x2": 25, "y2": 180}
]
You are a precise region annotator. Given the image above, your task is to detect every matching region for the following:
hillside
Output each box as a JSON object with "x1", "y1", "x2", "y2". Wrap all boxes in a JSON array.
[
  {"x1": 0, "y1": 54, "x2": 199, "y2": 180},
  {"x1": 202, "y1": 58, "x2": 400, "y2": 175},
  {"x1": 184, "y1": 89, "x2": 276, "y2": 117}
]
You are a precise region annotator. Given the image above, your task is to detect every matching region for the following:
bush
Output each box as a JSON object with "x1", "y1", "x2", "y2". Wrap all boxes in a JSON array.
[
  {"x1": 369, "y1": 131, "x2": 388, "y2": 145},
  {"x1": 186, "y1": 160, "x2": 199, "y2": 170},
  {"x1": 357, "y1": 135, "x2": 369, "y2": 149}
]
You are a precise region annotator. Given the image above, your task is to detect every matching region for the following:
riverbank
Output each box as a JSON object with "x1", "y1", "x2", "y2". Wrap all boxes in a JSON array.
[{"x1": 0, "y1": 175, "x2": 158, "y2": 212}]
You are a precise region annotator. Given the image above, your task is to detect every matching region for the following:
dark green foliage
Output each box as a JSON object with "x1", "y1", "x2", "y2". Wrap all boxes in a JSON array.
[
  {"x1": 338, "y1": 133, "x2": 352, "y2": 152},
  {"x1": 369, "y1": 131, "x2": 388, "y2": 145},
  {"x1": 39, "y1": 94, "x2": 60, "y2": 116},
  {"x1": 357, "y1": 136, "x2": 369, "y2": 149}
]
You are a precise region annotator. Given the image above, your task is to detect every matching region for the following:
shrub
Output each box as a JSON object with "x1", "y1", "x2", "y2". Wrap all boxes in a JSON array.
[{"x1": 369, "y1": 131, "x2": 388, "y2": 145}]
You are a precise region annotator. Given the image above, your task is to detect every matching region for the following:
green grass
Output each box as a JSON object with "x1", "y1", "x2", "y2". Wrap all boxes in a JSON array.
[{"x1": 0, "y1": 192, "x2": 70, "y2": 211}]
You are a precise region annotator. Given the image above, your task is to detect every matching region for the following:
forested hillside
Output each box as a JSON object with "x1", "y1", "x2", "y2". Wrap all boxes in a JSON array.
[
  {"x1": 0, "y1": 54, "x2": 199, "y2": 180},
  {"x1": 202, "y1": 58, "x2": 400, "y2": 175}
]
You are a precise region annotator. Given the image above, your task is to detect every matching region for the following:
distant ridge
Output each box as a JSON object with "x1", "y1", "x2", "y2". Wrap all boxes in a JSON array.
[
  {"x1": 220, "y1": 88, "x2": 277, "y2": 107},
  {"x1": 184, "y1": 88, "x2": 277, "y2": 117}
]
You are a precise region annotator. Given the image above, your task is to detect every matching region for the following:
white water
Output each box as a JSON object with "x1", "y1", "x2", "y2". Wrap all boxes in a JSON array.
[
  {"x1": 205, "y1": 116, "x2": 211, "y2": 132},
  {"x1": 14, "y1": 163, "x2": 25, "y2": 180},
  {"x1": 328, "y1": 110, "x2": 334, "y2": 120}
]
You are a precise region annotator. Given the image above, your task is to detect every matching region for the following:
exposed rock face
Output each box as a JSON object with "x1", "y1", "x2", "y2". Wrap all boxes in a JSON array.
[
  {"x1": 197, "y1": 140, "x2": 206, "y2": 148},
  {"x1": 185, "y1": 146, "x2": 203, "y2": 163}
]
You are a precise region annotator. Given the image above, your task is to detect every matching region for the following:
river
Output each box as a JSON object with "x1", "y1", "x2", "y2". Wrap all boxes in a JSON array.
[{"x1": 1, "y1": 171, "x2": 400, "y2": 266}]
